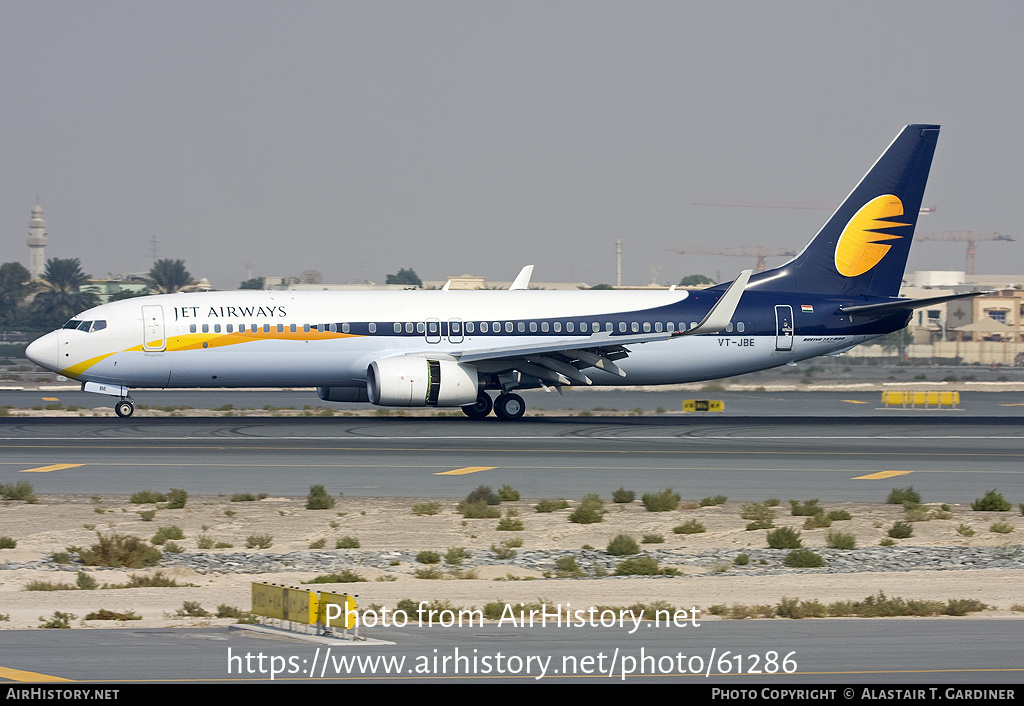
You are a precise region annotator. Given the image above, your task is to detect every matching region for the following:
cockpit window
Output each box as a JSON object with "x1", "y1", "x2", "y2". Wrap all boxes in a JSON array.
[
  {"x1": 63, "y1": 320, "x2": 83, "y2": 330},
  {"x1": 91, "y1": 320, "x2": 107, "y2": 332},
  {"x1": 77, "y1": 321, "x2": 92, "y2": 332},
  {"x1": 63, "y1": 320, "x2": 106, "y2": 333}
]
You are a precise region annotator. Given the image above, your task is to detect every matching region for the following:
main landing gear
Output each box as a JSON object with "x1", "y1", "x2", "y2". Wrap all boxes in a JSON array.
[{"x1": 461, "y1": 392, "x2": 526, "y2": 420}]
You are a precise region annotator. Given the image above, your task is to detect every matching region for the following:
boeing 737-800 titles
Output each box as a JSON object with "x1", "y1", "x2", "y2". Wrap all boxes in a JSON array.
[{"x1": 26, "y1": 124, "x2": 980, "y2": 420}]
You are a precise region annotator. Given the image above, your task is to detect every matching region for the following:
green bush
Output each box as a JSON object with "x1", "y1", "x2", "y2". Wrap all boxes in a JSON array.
[
  {"x1": 166, "y1": 488, "x2": 188, "y2": 509},
  {"x1": 971, "y1": 489, "x2": 1011, "y2": 512},
  {"x1": 554, "y1": 556, "x2": 585, "y2": 578},
  {"x1": 231, "y1": 493, "x2": 257, "y2": 502},
  {"x1": 84, "y1": 609, "x2": 140, "y2": 621},
  {"x1": 698, "y1": 494, "x2": 727, "y2": 507},
  {"x1": 789, "y1": 499, "x2": 822, "y2": 516},
  {"x1": 784, "y1": 549, "x2": 826, "y2": 568},
  {"x1": 464, "y1": 485, "x2": 500, "y2": 506},
  {"x1": 766, "y1": 527, "x2": 802, "y2": 548},
  {"x1": 673, "y1": 519, "x2": 706, "y2": 535},
  {"x1": 416, "y1": 550, "x2": 441, "y2": 564},
  {"x1": 990, "y1": 521, "x2": 1014, "y2": 534},
  {"x1": 306, "y1": 485, "x2": 336, "y2": 510},
  {"x1": 490, "y1": 543, "x2": 516, "y2": 560},
  {"x1": 612, "y1": 487, "x2": 635, "y2": 503},
  {"x1": 642, "y1": 533, "x2": 665, "y2": 544},
  {"x1": 412, "y1": 501, "x2": 442, "y2": 516},
  {"x1": 535, "y1": 498, "x2": 570, "y2": 513},
  {"x1": 246, "y1": 534, "x2": 273, "y2": 549},
  {"x1": 335, "y1": 536, "x2": 360, "y2": 549},
  {"x1": 887, "y1": 487, "x2": 921, "y2": 505},
  {"x1": 444, "y1": 547, "x2": 469, "y2": 565},
  {"x1": 80, "y1": 533, "x2": 161, "y2": 568},
  {"x1": 569, "y1": 494, "x2": 605, "y2": 524},
  {"x1": 888, "y1": 521, "x2": 913, "y2": 539},
  {"x1": 497, "y1": 485, "x2": 520, "y2": 502},
  {"x1": 130, "y1": 490, "x2": 166, "y2": 504},
  {"x1": 614, "y1": 556, "x2": 660, "y2": 576},
  {"x1": 741, "y1": 502, "x2": 777, "y2": 525},
  {"x1": 642, "y1": 488, "x2": 681, "y2": 512},
  {"x1": 304, "y1": 570, "x2": 366, "y2": 584},
  {"x1": 459, "y1": 500, "x2": 501, "y2": 518},
  {"x1": 606, "y1": 534, "x2": 640, "y2": 556},
  {"x1": 0, "y1": 481, "x2": 37, "y2": 502},
  {"x1": 734, "y1": 553, "x2": 750, "y2": 566},
  {"x1": 0, "y1": 536, "x2": 16, "y2": 549},
  {"x1": 825, "y1": 529, "x2": 856, "y2": 549},
  {"x1": 138, "y1": 510, "x2": 156, "y2": 522},
  {"x1": 151, "y1": 526, "x2": 184, "y2": 545},
  {"x1": 496, "y1": 514, "x2": 524, "y2": 531},
  {"x1": 803, "y1": 514, "x2": 832, "y2": 529},
  {"x1": 827, "y1": 509, "x2": 852, "y2": 521}
]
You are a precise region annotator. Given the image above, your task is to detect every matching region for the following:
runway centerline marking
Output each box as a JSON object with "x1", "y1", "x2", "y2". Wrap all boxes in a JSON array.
[
  {"x1": 853, "y1": 470, "x2": 913, "y2": 480},
  {"x1": 435, "y1": 466, "x2": 497, "y2": 476},
  {"x1": 19, "y1": 463, "x2": 84, "y2": 473},
  {"x1": 0, "y1": 665, "x2": 70, "y2": 682}
]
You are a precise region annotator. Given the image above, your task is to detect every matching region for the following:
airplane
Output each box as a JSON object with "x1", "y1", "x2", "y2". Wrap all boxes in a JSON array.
[{"x1": 26, "y1": 124, "x2": 983, "y2": 420}]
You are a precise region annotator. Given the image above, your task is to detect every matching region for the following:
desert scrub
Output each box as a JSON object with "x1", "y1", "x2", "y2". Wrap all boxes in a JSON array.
[
  {"x1": 569, "y1": 494, "x2": 605, "y2": 524},
  {"x1": 335, "y1": 536, "x2": 360, "y2": 548},
  {"x1": 0, "y1": 537, "x2": 16, "y2": 549},
  {"x1": 534, "y1": 498, "x2": 570, "y2": 513},
  {"x1": 886, "y1": 487, "x2": 921, "y2": 505},
  {"x1": 766, "y1": 527, "x2": 802, "y2": 549},
  {"x1": 412, "y1": 500, "x2": 442, "y2": 516},
  {"x1": 554, "y1": 556, "x2": 586, "y2": 578},
  {"x1": 496, "y1": 512, "x2": 524, "y2": 531},
  {"x1": 0, "y1": 481, "x2": 37, "y2": 502},
  {"x1": 613, "y1": 556, "x2": 661, "y2": 576},
  {"x1": 971, "y1": 489, "x2": 1011, "y2": 512},
  {"x1": 642, "y1": 488, "x2": 681, "y2": 512},
  {"x1": 497, "y1": 485, "x2": 520, "y2": 502},
  {"x1": 130, "y1": 490, "x2": 166, "y2": 504},
  {"x1": 784, "y1": 549, "x2": 826, "y2": 568},
  {"x1": 673, "y1": 519, "x2": 706, "y2": 535},
  {"x1": 304, "y1": 570, "x2": 366, "y2": 583},
  {"x1": 612, "y1": 487, "x2": 635, "y2": 504},
  {"x1": 246, "y1": 534, "x2": 273, "y2": 549},
  {"x1": 463, "y1": 485, "x2": 500, "y2": 506},
  {"x1": 990, "y1": 521, "x2": 1014, "y2": 534},
  {"x1": 151, "y1": 526, "x2": 185, "y2": 545},
  {"x1": 699, "y1": 495, "x2": 727, "y2": 507},
  {"x1": 459, "y1": 501, "x2": 501, "y2": 519},
  {"x1": 606, "y1": 534, "x2": 640, "y2": 556},
  {"x1": 789, "y1": 499, "x2": 822, "y2": 516},
  {"x1": 80, "y1": 533, "x2": 161, "y2": 568},
  {"x1": 741, "y1": 502, "x2": 777, "y2": 527},
  {"x1": 165, "y1": 488, "x2": 188, "y2": 509},
  {"x1": 888, "y1": 521, "x2": 914, "y2": 539},
  {"x1": 230, "y1": 493, "x2": 257, "y2": 502},
  {"x1": 416, "y1": 551, "x2": 441, "y2": 564},
  {"x1": 306, "y1": 484, "x2": 337, "y2": 510},
  {"x1": 825, "y1": 529, "x2": 856, "y2": 549},
  {"x1": 642, "y1": 533, "x2": 665, "y2": 544}
]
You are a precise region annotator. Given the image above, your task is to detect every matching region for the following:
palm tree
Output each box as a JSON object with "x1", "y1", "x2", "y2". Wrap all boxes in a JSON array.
[
  {"x1": 30, "y1": 258, "x2": 100, "y2": 329},
  {"x1": 147, "y1": 259, "x2": 194, "y2": 294},
  {"x1": 0, "y1": 262, "x2": 34, "y2": 330}
]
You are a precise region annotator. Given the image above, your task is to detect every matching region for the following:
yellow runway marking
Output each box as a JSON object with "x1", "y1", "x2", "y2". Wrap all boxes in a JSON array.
[
  {"x1": 841, "y1": 399, "x2": 867, "y2": 404},
  {"x1": 41, "y1": 397, "x2": 59, "y2": 402},
  {"x1": 435, "y1": 466, "x2": 496, "y2": 476},
  {"x1": 853, "y1": 470, "x2": 913, "y2": 480},
  {"x1": 0, "y1": 665, "x2": 70, "y2": 682},
  {"x1": 20, "y1": 463, "x2": 84, "y2": 473}
]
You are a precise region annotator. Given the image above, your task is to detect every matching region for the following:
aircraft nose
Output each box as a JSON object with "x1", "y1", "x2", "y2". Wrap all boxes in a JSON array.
[{"x1": 26, "y1": 331, "x2": 61, "y2": 372}]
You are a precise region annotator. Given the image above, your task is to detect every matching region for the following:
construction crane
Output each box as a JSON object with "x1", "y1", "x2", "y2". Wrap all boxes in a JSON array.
[
  {"x1": 916, "y1": 232, "x2": 1015, "y2": 275},
  {"x1": 668, "y1": 245, "x2": 796, "y2": 272},
  {"x1": 693, "y1": 201, "x2": 937, "y2": 214}
]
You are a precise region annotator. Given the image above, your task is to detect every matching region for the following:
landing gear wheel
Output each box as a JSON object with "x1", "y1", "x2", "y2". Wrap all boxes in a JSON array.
[
  {"x1": 462, "y1": 393, "x2": 493, "y2": 419},
  {"x1": 493, "y1": 393, "x2": 526, "y2": 421},
  {"x1": 114, "y1": 399, "x2": 135, "y2": 418}
]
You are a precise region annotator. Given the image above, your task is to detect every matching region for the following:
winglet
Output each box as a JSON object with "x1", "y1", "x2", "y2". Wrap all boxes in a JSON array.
[
  {"x1": 680, "y1": 269, "x2": 751, "y2": 335},
  {"x1": 509, "y1": 265, "x2": 534, "y2": 290},
  {"x1": 441, "y1": 280, "x2": 451, "y2": 291}
]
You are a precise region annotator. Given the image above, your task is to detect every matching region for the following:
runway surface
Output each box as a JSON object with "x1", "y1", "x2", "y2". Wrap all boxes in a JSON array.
[{"x1": 1, "y1": 412, "x2": 1021, "y2": 502}]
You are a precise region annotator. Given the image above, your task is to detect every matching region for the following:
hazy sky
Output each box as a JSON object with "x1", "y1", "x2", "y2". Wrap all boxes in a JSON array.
[{"x1": 2, "y1": 1, "x2": 1022, "y2": 288}]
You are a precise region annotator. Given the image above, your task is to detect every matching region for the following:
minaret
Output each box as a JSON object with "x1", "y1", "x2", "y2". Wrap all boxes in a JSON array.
[{"x1": 27, "y1": 203, "x2": 48, "y2": 279}]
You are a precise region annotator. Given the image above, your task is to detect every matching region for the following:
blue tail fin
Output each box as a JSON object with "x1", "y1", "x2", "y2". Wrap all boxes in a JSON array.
[{"x1": 749, "y1": 124, "x2": 939, "y2": 298}]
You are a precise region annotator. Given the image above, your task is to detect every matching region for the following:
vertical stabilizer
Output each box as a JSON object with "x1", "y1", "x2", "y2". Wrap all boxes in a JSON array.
[{"x1": 748, "y1": 125, "x2": 939, "y2": 298}]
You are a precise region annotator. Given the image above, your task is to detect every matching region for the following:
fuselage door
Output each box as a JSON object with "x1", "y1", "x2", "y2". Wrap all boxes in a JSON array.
[
  {"x1": 448, "y1": 318, "x2": 464, "y2": 344},
  {"x1": 142, "y1": 305, "x2": 166, "y2": 352},
  {"x1": 425, "y1": 318, "x2": 441, "y2": 344},
  {"x1": 775, "y1": 305, "x2": 794, "y2": 351}
]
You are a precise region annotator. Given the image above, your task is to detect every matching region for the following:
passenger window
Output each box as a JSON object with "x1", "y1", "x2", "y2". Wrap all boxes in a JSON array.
[
  {"x1": 369, "y1": 323, "x2": 377, "y2": 333},
  {"x1": 567, "y1": 322, "x2": 574, "y2": 332},
  {"x1": 690, "y1": 322, "x2": 698, "y2": 330},
  {"x1": 481, "y1": 322, "x2": 489, "y2": 333},
  {"x1": 517, "y1": 322, "x2": 525, "y2": 333},
  {"x1": 202, "y1": 324, "x2": 209, "y2": 333},
  {"x1": 227, "y1": 324, "x2": 233, "y2": 333},
  {"x1": 290, "y1": 324, "x2": 296, "y2": 333},
  {"x1": 553, "y1": 322, "x2": 561, "y2": 332},
  {"x1": 592, "y1": 322, "x2": 600, "y2": 332},
  {"x1": 190, "y1": 324, "x2": 197, "y2": 333},
  {"x1": 541, "y1": 322, "x2": 549, "y2": 332},
  {"x1": 303, "y1": 324, "x2": 310, "y2": 333},
  {"x1": 605, "y1": 322, "x2": 612, "y2": 332},
  {"x1": 394, "y1": 323, "x2": 402, "y2": 333},
  {"x1": 505, "y1": 322, "x2": 513, "y2": 333},
  {"x1": 529, "y1": 322, "x2": 537, "y2": 333},
  {"x1": 214, "y1": 324, "x2": 221, "y2": 333},
  {"x1": 406, "y1": 323, "x2": 414, "y2": 333},
  {"x1": 631, "y1": 322, "x2": 639, "y2": 333},
  {"x1": 416, "y1": 322, "x2": 424, "y2": 333},
  {"x1": 655, "y1": 322, "x2": 662, "y2": 332},
  {"x1": 619, "y1": 322, "x2": 626, "y2": 332},
  {"x1": 726, "y1": 323, "x2": 733, "y2": 332},
  {"x1": 277, "y1": 324, "x2": 284, "y2": 333},
  {"x1": 329, "y1": 323, "x2": 337, "y2": 333},
  {"x1": 317, "y1": 324, "x2": 324, "y2": 333},
  {"x1": 251, "y1": 324, "x2": 258, "y2": 333},
  {"x1": 466, "y1": 322, "x2": 475, "y2": 333},
  {"x1": 263, "y1": 324, "x2": 270, "y2": 333},
  {"x1": 342, "y1": 323, "x2": 351, "y2": 333},
  {"x1": 737, "y1": 322, "x2": 745, "y2": 332},
  {"x1": 643, "y1": 322, "x2": 651, "y2": 332}
]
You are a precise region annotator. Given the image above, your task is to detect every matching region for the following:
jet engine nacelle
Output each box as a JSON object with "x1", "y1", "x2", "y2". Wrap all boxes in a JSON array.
[{"x1": 367, "y1": 357, "x2": 479, "y2": 407}]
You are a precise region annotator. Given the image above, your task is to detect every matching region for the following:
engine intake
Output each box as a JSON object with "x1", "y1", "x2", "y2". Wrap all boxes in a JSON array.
[{"x1": 367, "y1": 357, "x2": 479, "y2": 407}]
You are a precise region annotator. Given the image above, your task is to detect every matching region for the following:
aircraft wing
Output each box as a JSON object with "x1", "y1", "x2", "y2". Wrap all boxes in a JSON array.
[{"x1": 450, "y1": 270, "x2": 750, "y2": 385}]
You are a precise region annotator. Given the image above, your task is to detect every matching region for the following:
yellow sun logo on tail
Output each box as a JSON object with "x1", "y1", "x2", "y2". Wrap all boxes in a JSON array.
[{"x1": 834, "y1": 195, "x2": 909, "y2": 277}]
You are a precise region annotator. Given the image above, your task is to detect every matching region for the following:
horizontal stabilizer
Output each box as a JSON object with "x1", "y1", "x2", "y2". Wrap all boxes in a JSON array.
[{"x1": 841, "y1": 291, "x2": 990, "y2": 317}]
